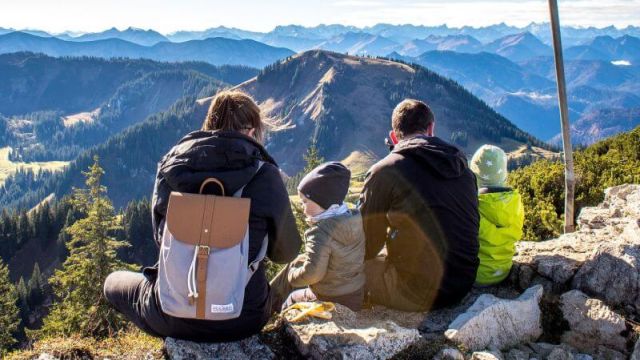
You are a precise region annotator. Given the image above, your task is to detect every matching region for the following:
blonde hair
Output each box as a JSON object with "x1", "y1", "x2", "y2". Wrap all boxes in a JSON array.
[{"x1": 202, "y1": 90, "x2": 265, "y2": 143}]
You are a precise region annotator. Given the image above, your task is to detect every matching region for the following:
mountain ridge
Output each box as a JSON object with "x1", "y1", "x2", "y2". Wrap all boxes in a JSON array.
[
  {"x1": 0, "y1": 32, "x2": 295, "y2": 68},
  {"x1": 0, "y1": 50, "x2": 548, "y2": 210}
]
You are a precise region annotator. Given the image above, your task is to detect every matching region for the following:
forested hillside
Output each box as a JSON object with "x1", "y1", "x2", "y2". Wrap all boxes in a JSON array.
[
  {"x1": 0, "y1": 52, "x2": 257, "y2": 116},
  {"x1": 235, "y1": 50, "x2": 544, "y2": 171},
  {"x1": 5, "y1": 70, "x2": 220, "y2": 162},
  {"x1": 1, "y1": 50, "x2": 548, "y2": 212}
]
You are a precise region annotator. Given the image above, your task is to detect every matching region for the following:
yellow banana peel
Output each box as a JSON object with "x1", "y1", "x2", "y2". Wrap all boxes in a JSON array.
[{"x1": 283, "y1": 301, "x2": 336, "y2": 322}]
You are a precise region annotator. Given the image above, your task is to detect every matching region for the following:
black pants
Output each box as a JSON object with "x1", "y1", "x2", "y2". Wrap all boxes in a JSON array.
[
  {"x1": 103, "y1": 271, "x2": 171, "y2": 337},
  {"x1": 103, "y1": 270, "x2": 270, "y2": 342}
]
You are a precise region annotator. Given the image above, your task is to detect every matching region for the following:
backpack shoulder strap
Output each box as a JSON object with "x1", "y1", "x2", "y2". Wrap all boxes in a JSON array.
[
  {"x1": 231, "y1": 161, "x2": 270, "y2": 282},
  {"x1": 249, "y1": 235, "x2": 269, "y2": 276},
  {"x1": 232, "y1": 161, "x2": 265, "y2": 198}
]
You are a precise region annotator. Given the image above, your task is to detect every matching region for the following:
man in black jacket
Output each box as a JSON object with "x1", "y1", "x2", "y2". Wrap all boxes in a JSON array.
[{"x1": 359, "y1": 99, "x2": 479, "y2": 311}]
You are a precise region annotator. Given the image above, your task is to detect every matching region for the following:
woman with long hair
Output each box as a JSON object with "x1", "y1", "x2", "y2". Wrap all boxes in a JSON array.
[{"x1": 103, "y1": 90, "x2": 301, "y2": 341}]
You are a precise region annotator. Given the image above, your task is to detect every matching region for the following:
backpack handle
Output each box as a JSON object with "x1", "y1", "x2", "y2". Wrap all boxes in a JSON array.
[{"x1": 199, "y1": 178, "x2": 225, "y2": 196}]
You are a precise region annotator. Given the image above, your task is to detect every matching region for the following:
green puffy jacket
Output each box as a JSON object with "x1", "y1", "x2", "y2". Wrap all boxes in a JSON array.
[{"x1": 475, "y1": 188, "x2": 524, "y2": 285}]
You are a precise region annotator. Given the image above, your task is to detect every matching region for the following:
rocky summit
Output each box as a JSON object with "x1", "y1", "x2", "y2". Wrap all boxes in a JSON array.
[
  {"x1": 154, "y1": 184, "x2": 640, "y2": 360},
  {"x1": 91, "y1": 184, "x2": 631, "y2": 359}
]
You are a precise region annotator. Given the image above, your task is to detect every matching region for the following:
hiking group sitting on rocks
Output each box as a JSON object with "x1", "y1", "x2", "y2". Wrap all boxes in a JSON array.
[{"x1": 103, "y1": 90, "x2": 524, "y2": 342}]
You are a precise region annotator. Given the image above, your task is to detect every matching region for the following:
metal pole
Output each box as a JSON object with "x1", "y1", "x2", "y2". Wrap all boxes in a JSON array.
[{"x1": 548, "y1": 0, "x2": 576, "y2": 233}]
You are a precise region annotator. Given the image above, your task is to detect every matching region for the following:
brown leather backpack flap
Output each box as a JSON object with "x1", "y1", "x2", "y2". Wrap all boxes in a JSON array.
[{"x1": 166, "y1": 192, "x2": 251, "y2": 248}]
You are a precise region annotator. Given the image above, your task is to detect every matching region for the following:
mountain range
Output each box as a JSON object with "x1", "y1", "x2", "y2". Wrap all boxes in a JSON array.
[
  {"x1": 0, "y1": 50, "x2": 545, "y2": 211},
  {"x1": 0, "y1": 32, "x2": 294, "y2": 68},
  {"x1": 0, "y1": 22, "x2": 638, "y2": 151},
  {"x1": 5, "y1": 23, "x2": 640, "y2": 46},
  {"x1": 390, "y1": 45, "x2": 640, "y2": 144}
]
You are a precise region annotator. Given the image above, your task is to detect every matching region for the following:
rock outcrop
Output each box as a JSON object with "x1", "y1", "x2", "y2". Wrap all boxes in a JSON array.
[
  {"x1": 158, "y1": 184, "x2": 640, "y2": 360},
  {"x1": 284, "y1": 303, "x2": 422, "y2": 359},
  {"x1": 514, "y1": 184, "x2": 640, "y2": 294},
  {"x1": 164, "y1": 336, "x2": 275, "y2": 360},
  {"x1": 559, "y1": 290, "x2": 627, "y2": 353},
  {"x1": 445, "y1": 285, "x2": 543, "y2": 351}
]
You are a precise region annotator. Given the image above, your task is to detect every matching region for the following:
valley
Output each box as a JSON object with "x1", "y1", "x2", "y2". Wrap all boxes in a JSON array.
[{"x1": 0, "y1": 147, "x2": 67, "y2": 185}]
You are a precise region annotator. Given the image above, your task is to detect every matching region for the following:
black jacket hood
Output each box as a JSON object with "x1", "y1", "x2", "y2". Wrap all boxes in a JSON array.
[
  {"x1": 159, "y1": 130, "x2": 277, "y2": 195},
  {"x1": 392, "y1": 135, "x2": 468, "y2": 179}
]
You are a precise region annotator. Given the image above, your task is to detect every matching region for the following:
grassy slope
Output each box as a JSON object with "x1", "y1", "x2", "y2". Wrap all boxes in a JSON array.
[
  {"x1": 0, "y1": 147, "x2": 68, "y2": 185},
  {"x1": 6, "y1": 329, "x2": 163, "y2": 360}
]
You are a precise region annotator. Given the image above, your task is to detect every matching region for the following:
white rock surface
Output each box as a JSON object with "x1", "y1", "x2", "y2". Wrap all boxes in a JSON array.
[
  {"x1": 505, "y1": 348, "x2": 530, "y2": 360},
  {"x1": 631, "y1": 339, "x2": 640, "y2": 360},
  {"x1": 284, "y1": 303, "x2": 422, "y2": 359},
  {"x1": 559, "y1": 290, "x2": 627, "y2": 352},
  {"x1": 434, "y1": 348, "x2": 465, "y2": 360},
  {"x1": 164, "y1": 336, "x2": 275, "y2": 360},
  {"x1": 470, "y1": 351, "x2": 504, "y2": 360},
  {"x1": 444, "y1": 285, "x2": 543, "y2": 351},
  {"x1": 547, "y1": 347, "x2": 574, "y2": 360},
  {"x1": 513, "y1": 184, "x2": 640, "y2": 311},
  {"x1": 37, "y1": 354, "x2": 58, "y2": 360}
]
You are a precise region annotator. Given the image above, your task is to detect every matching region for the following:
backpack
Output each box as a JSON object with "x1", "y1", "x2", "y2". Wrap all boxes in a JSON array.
[{"x1": 157, "y1": 162, "x2": 267, "y2": 320}]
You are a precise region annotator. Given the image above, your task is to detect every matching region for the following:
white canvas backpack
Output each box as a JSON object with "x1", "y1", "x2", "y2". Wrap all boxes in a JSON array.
[{"x1": 157, "y1": 162, "x2": 267, "y2": 320}]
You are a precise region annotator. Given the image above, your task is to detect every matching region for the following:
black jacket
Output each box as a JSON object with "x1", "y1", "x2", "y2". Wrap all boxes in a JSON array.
[
  {"x1": 148, "y1": 130, "x2": 301, "y2": 341},
  {"x1": 360, "y1": 135, "x2": 479, "y2": 309}
]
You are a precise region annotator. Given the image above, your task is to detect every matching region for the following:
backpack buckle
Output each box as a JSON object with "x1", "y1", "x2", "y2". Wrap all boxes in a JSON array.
[{"x1": 197, "y1": 245, "x2": 210, "y2": 255}]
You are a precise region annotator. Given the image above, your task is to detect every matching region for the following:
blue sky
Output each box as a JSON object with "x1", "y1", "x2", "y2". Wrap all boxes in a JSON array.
[{"x1": 1, "y1": 0, "x2": 639, "y2": 34}]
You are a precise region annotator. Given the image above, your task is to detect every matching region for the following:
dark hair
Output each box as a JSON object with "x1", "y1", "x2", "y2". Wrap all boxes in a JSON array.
[
  {"x1": 391, "y1": 99, "x2": 435, "y2": 139},
  {"x1": 202, "y1": 90, "x2": 265, "y2": 143}
]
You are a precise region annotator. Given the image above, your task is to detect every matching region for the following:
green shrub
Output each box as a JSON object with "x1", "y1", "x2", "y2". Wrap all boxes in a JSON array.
[{"x1": 509, "y1": 126, "x2": 640, "y2": 241}]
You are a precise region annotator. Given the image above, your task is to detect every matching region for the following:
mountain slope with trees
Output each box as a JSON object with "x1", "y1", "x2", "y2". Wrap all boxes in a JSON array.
[
  {"x1": 509, "y1": 125, "x2": 640, "y2": 241},
  {"x1": 232, "y1": 50, "x2": 545, "y2": 171},
  {"x1": 0, "y1": 52, "x2": 257, "y2": 116},
  {"x1": 1, "y1": 50, "x2": 547, "y2": 212}
]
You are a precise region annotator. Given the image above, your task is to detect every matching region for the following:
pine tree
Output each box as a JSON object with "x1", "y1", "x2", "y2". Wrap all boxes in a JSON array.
[
  {"x1": 286, "y1": 141, "x2": 326, "y2": 195},
  {"x1": 39, "y1": 156, "x2": 132, "y2": 338},
  {"x1": 56, "y1": 209, "x2": 75, "y2": 259},
  {"x1": 16, "y1": 213, "x2": 30, "y2": 246},
  {"x1": 27, "y1": 263, "x2": 45, "y2": 307},
  {"x1": 302, "y1": 140, "x2": 324, "y2": 174},
  {"x1": 0, "y1": 259, "x2": 20, "y2": 353},
  {"x1": 16, "y1": 277, "x2": 30, "y2": 322}
]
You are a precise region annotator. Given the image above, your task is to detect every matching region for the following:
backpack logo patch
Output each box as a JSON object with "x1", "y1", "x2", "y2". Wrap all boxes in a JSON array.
[{"x1": 211, "y1": 303, "x2": 235, "y2": 313}]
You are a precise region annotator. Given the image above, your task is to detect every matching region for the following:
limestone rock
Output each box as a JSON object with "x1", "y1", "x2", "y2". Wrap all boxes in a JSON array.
[
  {"x1": 37, "y1": 354, "x2": 58, "y2": 360},
  {"x1": 505, "y1": 348, "x2": 530, "y2": 360},
  {"x1": 445, "y1": 285, "x2": 543, "y2": 351},
  {"x1": 528, "y1": 343, "x2": 559, "y2": 358},
  {"x1": 164, "y1": 336, "x2": 274, "y2": 360},
  {"x1": 470, "y1": 351, "x2": 504, "y2": 360},
  {"x1": 515, "y1": 232, "x2": 592, "y2": 285},
  {"x1": 284, "y1": 303, "x2": 421, "y2": 359},
  {"x1": 573, "y1": 355, "x2": 593, "y2": 360},
  {"x1": 593, "y1": 346, "x2": 626, "y2": 360},
  {"x1": 572, "y1": 241, "x2": 640, "y2": 310},
  {"x1": 631, "y1": 339, "x2": 640, "y2": 360},
  {"x1": 547, "y1": 348, "x2": 574, "y2": 360},
  {"x1": 512, "y1": 184, "x2": 640, "y2": 312},
  {"x1": 559, "y1": 290, "x2": 627, "y2": 352},
  {"x1": 434, "y1": 348, "x2": 465, "y2": 360}
]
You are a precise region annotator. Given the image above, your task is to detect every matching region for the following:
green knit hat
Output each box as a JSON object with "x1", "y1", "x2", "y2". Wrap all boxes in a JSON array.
[{"x1": 470, "y1": 145, "x2": 508, "y2": 187}]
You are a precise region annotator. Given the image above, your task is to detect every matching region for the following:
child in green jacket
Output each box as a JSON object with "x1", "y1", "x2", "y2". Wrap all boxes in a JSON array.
[{"x1": 470, "y1": 145, "x2": 524, "y2": 286}]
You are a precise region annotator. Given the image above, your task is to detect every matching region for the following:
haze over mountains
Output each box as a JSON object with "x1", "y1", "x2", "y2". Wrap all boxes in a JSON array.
[{"x1": 0, "y1": 22, "x2": 638, "y2": 145}]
